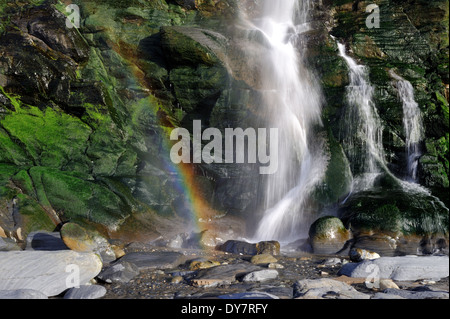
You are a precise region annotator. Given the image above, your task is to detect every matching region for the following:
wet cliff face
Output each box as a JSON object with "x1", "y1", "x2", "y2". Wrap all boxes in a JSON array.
[{"x1": 0, "y1": 0, "x2": 448, "y2": 245}]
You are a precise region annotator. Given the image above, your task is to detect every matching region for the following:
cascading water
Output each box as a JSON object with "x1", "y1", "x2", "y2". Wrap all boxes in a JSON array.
[
  {"x1": 337, "y1": 42, "x2": 385, "y2": 191},
  {"x1": 240, "y1": 0, "x2": 326, "y2": 242},
  {"x1": 337, "y1": 41, "x2": 448, "y2": 215},
  {"x1": 390, "y1": 71, "x2": 424, "y2": 181}
]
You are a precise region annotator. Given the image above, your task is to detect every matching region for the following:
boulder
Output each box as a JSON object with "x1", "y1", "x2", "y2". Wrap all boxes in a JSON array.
[
  {"x1": 60, "y1": 223, "x2": 116, "y2": 263},
  {"x1": 309, "y1": 216, "x2": 351, "y2": 254},
  {"x1": 0, "y1": 251, "x2": 102, "y2": 297},
  {"x1": 339, "y1": 255, "x2": 449, "y2": 281}
]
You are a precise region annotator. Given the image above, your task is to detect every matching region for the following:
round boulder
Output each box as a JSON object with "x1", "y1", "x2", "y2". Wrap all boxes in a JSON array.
[{"x1": 309, "y1": 216, "x2": 351, "y2": 254}]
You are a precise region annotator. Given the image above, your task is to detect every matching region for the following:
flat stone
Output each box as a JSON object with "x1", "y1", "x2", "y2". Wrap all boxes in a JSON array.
[
  {"x1": 330, "y1": 275, "x2": 367, "y2": 285},
  {"x1": 189, "y1": 259, "x2": 221, "y2": 270},
  {"x1": 218, "y1": 292, "x2": 279, "y2": 299},
  {"x1": 0, "y1": 289, "x2": 48, "y2": 299},
  {"x1": 294, "y1": 278, "x2": 371, "y2": 299},
  {"x1": 63, "y1": 285, "x2": 107, "y2": 299},
  {"x1": 250, "y1": 287, "x2": 293, "y2": 299},
  {"x1": 97, "y1": 260, "x2": 140, "y2": 284},
  {"x1": 242, "y1": 269, "x2": 279, "y2": 283},
  {"x1": 339, "y1": 256, "x2": 449, "y2": 281},
  {"x1": 377, "y1": 288, "x2": 449, "y2": 299},
  {"x1": 0, "y1": 251, "x2": 103, "y2": 297},
  {"x1": 372, "y1": 292, "x2": 406, "y2": 299},
  {"x1": 120, "y1": 251, "x2": 186, "y2": 271},
  {"x1": 25, "y1": 231, "x2": 69, "y2": 251},
  {"x1": 191, "y1": 263, "x2": 262, "y2": 287},
  {"x1": 250, "y1": 254, "x2": 278, "y2": 265}
]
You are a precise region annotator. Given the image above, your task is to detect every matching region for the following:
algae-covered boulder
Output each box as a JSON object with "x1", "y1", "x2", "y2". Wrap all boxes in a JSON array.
[{"x1": 308, "y1": 216, "x2": 351, "y2": 254}]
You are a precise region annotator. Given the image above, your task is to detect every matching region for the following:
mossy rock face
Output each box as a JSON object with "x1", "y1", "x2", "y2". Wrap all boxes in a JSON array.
[
  {"x1": 308, "y1": 216, "x2": 351, "y2": 254},
  {"x1": 313, "y1": 130, "x2": 353, "y2": 206},
  {"x1": 27, "y1": 167, "x2": 131, "y2": 229},
  {"x1": 161, "y1": 26, "x2": 223, "y2": 68}
]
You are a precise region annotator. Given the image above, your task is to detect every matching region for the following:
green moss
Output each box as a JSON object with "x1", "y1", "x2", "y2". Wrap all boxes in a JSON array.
[
  {"x1": 1, "y1": 105, "x2": 92, "y2": 171},
  {"x1": 309, "y1": 216, "x2": 349, "y2": 241},
  {"x1": 314, "y1": 130, "x2": 353, "y2": 205},
  {"x1": 0, "y1": 128, "x2": 32, "y2": 166},
  {"x1": 436, "y1": 91, "x2": 449, "y2": 124},
  {"x1": 11, "y1": 169, "x2": 35, "y2": 196},
  {"x1": 15, "y1": 193, "x2": 55, "y2": 234},
  {"x1": 161, "y1": 26, "x2": 221, "y2": 67},
  {"x1": 0, "y1": 164, "x2": 20, "y2": 197},
  {"x1": 28, "y1": 166, "x2": 130, "y2": 228}
]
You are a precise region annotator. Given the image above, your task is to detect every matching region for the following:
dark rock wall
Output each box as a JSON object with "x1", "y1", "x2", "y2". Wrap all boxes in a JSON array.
[{"x1": 0, "y1": 0, "x2": 448, "y2": 242}]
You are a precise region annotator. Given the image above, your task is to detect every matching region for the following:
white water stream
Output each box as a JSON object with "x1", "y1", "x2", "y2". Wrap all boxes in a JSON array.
[{"x1": 242, "y1": 0, "x2": 326, "y2": 242}]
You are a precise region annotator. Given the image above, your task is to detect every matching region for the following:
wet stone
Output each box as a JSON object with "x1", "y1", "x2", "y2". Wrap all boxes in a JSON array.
[
  {"x1": 119, "y1": 252, "x2": 186, "y2": 271},
  {"x1": 97, "y1": 260, "x2": 140, "y2": 284}
]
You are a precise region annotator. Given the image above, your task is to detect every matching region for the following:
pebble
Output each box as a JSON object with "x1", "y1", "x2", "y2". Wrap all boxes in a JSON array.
[
  {"x1": 268, "y1": 262, "x2": 284, "y2": 269},
  {"x1": 323, "y1": 258, "x2": 342, "y2": 266},
  {"x1": 379, "y1": 279, "x2": 400, "y2": 290},
  {"x1": 349, "y1": 248, "x2": 381, "y2": 262},
  {"x1": 171, "y1": 276, "x2": 184, "y2": 284}
]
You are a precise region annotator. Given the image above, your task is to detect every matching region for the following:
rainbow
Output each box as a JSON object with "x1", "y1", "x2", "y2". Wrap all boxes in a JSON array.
[{"x1": 104, "y1": 33, "x2": 219, "y2": 242}]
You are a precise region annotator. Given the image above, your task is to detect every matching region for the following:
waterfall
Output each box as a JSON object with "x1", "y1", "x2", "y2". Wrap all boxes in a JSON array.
[
  {"x1": 337, "y1": 42, "x2": 385, "y2": 191},
  {"x1": 241, "y1": 0, "x2": 325, "y2": 242},
  {"x1": 390, "y1": 71, "x2": 424, "y2": 181}
]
